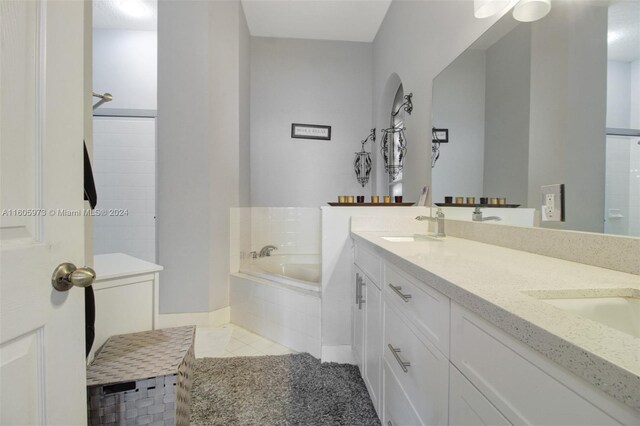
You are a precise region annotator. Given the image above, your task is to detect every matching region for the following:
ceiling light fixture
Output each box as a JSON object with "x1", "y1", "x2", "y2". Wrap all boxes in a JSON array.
[
  {"x1": 116, "y1": 0, "x2": 149, "y2": 19},
  {"x1": 474, "y1": 0, "x2": 511, "y2": 19},
  {"x1": 512, "y1": 0, "x2": 551, "y2": 22}
]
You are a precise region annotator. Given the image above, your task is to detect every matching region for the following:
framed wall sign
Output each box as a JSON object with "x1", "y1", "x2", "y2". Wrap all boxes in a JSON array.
[
  {"x1": 291, "y1": 123, "x2": 332, "y2": 140},
  {"x1": 432, "y1": 128, "x2": 449, "y2": 143}
]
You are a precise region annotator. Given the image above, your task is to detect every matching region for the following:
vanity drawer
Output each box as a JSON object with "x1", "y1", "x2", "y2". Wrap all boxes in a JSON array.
[
  {"x1": 450, "y1": 302, "x2": 636, "y2": 425},
  {"x1": 355, "y1": 243, "x2": 381, "y2": 288},
  {"x1": 383, "y1": 361, "x2": 423, "y2": 426},
  {"x1": 384, "y1": 262, "x2": 449, "y2": 355},
  {"x1": 383, "y1": 302, "x2": 449, "y2": 426},
  {"x1": 449, "y1": 364, "x2": 510, "y2": 426}
]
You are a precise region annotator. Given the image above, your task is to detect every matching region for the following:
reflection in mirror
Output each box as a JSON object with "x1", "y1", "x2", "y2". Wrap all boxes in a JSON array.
[
  {"x1": 385, "y1": 84, "x2": 406, "y2": 196},
  {"x1": 432, "y1": 0, "x2": 640, "y2": 235}
]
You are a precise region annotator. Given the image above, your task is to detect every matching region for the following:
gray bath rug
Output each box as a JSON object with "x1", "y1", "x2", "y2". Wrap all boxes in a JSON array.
[{"x1": 190, "y1": 353, "x2": 381, "y2": 426}]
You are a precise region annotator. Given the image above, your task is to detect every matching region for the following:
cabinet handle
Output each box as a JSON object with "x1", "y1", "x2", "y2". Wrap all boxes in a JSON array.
[
  {"x1": 355, "y1": 273, "x2": 361, "y2": 305},
  {"x1": 387, "y1": 422, "x2": 393, "y2": 426},
  {"x1": 388, "y1": 344, "x2": 411, "y2": 373},
  {"x1": 358, "y1": 295, "x2": 366, "y2": 310},
  {"x1": 388, "y1": 284, "x2": 412, "y2": 302}
]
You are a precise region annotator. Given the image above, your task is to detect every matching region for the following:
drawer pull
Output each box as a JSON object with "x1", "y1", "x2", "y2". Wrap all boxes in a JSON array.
[
  {"x1": 358, "y1": 296, "x2": 366, "y2": 310},
  {"x1": 388, "y1": 344, "x2": 411, "y2": 372},
  {"x1": 389, "y1": 284, "x2": 412, "y2": 302},
  {"x1": 357, "y1": 274, "x2": 366, "y2": 310}
]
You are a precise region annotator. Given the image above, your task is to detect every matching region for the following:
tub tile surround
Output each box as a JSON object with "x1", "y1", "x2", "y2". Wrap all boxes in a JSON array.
[
  {"x1": 251, "y1": 207, "x2": 321, "y2": 255},
  {"x1": 350, "y1": 217, "x2": 640, "y2": 411},
  {"x1": 230, "y1": 273, "x2": 321, "y2": 357},
  {"x1": 229, "y1": 207, "x2": 322, "y2": 358}
]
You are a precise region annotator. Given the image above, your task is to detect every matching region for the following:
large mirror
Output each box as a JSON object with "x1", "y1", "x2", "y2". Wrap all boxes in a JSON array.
[{"x1": 432, "y1": 0, "x2": 640, "y2": 235}]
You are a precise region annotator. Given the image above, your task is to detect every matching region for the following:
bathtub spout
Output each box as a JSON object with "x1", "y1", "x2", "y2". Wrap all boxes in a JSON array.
[{"x1": 259, "y1": 245, "x2": 278, "y2": 257}]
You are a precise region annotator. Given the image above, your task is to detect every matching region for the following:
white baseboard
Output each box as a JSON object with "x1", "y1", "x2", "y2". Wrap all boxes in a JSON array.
[
  {"x1": 321, "y1": 345, "x2": 354, "y2": 364},
  {"x1": 155, "y1": 306, "x2": 230, "y2": 329}
]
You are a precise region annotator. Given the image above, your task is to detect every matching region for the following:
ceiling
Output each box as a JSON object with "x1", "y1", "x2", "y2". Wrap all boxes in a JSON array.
[
  {"x1": 608, "y1": 1, "x2": 640, "y2": 62},
  {"x1": 92, "y1": 0, "x2": 390, "y2": 42},
  {"x1": 93, "y1": 0, "x2": 157, "y2": 31},
  {"x1": 241, "y1": 0, "x2": 392, "y2": 42},
  {"x1": 92, "y1": 0, "x2": 637, "y2": 60}
]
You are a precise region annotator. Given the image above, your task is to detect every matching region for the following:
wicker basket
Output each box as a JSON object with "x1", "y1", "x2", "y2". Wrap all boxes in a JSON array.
[{"x1": 86, "y1": 326, "x2": 195, "y2": 426}]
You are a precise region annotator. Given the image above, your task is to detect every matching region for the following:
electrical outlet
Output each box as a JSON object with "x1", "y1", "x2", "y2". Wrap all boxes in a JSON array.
[
  {"x1": 541, "y1": 184, "x2": 564, "y2": 222},
  {"x1": 544, "y1": 194, "x2": 554, "y2": 216}
]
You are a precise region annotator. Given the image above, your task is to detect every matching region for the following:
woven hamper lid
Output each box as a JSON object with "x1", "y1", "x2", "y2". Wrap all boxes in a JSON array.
[{"x1": 87, "y1": 326, "x2": 195, "y2": 386}]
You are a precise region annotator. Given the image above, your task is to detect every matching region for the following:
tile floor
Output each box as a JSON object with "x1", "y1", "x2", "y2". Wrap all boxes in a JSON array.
[{"x1": 195, "y1": 323, "x2": 295, "y2": 358}]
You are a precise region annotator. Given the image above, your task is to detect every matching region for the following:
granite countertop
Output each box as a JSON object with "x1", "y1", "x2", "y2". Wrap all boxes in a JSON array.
[{"x1": 351, "y1": 230, "x2": 640, "y2": 412}]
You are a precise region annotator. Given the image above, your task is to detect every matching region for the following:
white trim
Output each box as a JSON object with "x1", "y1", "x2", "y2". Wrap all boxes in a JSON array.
[
  {"x1": 35, "y1": 0, "x2": 47, "y2": 242},
  {"x1": 321, "y1": 345, "x2": 354, "y2": 364},
  {"x1": 155, "y1": 306, "x2": 230, "y2": 329}
]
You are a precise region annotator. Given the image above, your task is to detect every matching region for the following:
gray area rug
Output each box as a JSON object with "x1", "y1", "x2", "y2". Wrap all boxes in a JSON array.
[{"x1": 190, "y1": 353, "x2": 381, "y2": 426}]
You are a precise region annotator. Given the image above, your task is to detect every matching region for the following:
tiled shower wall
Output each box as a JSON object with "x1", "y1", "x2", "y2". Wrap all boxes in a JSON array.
[
  {"x1": 630, "y1": 141, "x2": 640, "y2": 236},
  {"x1": 92, "y1": 117, "x2": 156, "y2": 262}
]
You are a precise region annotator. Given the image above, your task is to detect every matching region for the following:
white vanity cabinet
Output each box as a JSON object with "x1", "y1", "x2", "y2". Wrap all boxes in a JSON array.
[
  {"x1": 382, "y1": 262, "x2": 450, "y2": 426},
  {"x1": 352, "y1": 237, "x2": 640, "y2": 425},
  {"x1": 353, "y1": 244, "x2": 383, "y2": 414},
  {"x1": 450, "y1": 302, "x2": 640, "y2": 425}
]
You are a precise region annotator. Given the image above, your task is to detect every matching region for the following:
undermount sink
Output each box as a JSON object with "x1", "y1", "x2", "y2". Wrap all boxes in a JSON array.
[
  {"x1": 529, "y1": 290, "x2": 640, "y2": 338},
  {"x1": 381, "y1": 234, "x2": 442, "y2": 243}
]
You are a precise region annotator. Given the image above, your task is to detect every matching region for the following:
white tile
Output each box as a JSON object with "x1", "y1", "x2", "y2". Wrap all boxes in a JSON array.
[
  {"x1": 249, "y1": 337, "x2": 276, "y2": 352},
  {"x1": 231, "y1": 326, "x2": 250, "y2": 338},
  {"x1": 237, "y1": 331, "x2": 263, "y2": 345},
  {"x1": 232, "y1": 345, "x2": 263, "y2": 357},
  {"x1": 226, "y1": 338, "x2": 249, "y2": 352}
]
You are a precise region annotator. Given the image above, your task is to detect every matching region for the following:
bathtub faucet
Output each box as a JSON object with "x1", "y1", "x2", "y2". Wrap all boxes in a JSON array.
[{"x1": 259, "y1": 245, "x2": 278, "y2": 257}]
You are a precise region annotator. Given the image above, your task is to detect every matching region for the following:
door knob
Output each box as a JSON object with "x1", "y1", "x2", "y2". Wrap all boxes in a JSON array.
[{"x1": 51, "y1": 262, "x2": 96, "y2": 292}]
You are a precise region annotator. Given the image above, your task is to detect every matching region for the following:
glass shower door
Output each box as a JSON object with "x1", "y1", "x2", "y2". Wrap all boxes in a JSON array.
[{"x1": 604, "y1": 133, "x2": 640, "y2": 237}]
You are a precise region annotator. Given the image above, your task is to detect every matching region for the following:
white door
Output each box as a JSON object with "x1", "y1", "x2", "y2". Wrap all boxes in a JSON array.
[{"x1": 1, "y1": 1, "x2": 87, "y2": 425}]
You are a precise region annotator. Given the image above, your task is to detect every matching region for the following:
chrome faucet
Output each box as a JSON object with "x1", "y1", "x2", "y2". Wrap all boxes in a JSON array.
[
  {"x1": 258, "y1": 245, "x2": 278, "y2": 257},
  {"x1": 472, "y1": 207, "x2": 502, "y2": 222},
  {"x1": 415, "y1": 208, "x2": 446, "y2": 237}
]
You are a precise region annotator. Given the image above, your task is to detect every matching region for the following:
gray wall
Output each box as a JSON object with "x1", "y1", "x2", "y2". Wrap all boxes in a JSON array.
[
  {"x1": 607, "y1": 61, "x2": 631, "y2": 128},
  {"x1": 528, "y1": 1, "x2": 608, "y2": 232},
  {"x1": 239, "y1": 8, "x2": 251, "y2": 208},
  {"x1": 250, "y1": 37, "x2": 372, "y2": 207},
  {"x1": 483, "y1": 24, "x2": 531, "y2": 206},
  {"x1": 93, "y1": 29, "x2": 157, "y2": 110},
  {"x1": 432, "y1": 49, "x2": 486, "y2": 204},
  {"x1": 158, "y1": 0, "x2": 250, "y2": 313},
  {"x1": 372, "y1": 1, "x2": 503, "y2": 202}
]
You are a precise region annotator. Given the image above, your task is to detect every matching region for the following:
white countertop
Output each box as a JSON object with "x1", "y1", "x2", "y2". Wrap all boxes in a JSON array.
[
  {"x1": 93, "y1": 253, "x2": 163, "y2": 281},
  {"x1": 351, "y1": 230, "x2": 640, "y2": 411}
]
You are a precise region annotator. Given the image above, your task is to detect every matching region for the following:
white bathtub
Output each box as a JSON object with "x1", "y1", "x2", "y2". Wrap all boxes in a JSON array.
[
  {"x1": 232, "y1": 253, "x2": 322, "y2": 356},
  {"x1": 239, "y1": 254, "x2": 320, "y2": 292}
]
